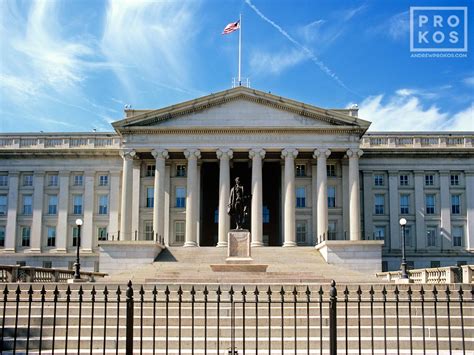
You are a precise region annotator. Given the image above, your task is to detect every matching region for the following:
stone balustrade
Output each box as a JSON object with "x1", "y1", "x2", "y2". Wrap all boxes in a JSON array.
[
  {"x1": 361, "y1": 133, "x2": 473, "y2": 149},
  {"x1": 0, "y1": 265, "x2": 107, "y2": 283},
  {"x1": 375, "y1": 265, "x2": 472, "y2": 284},
  {"x1": 0, "y1": 134, "x2": 121, "y2": 150}
]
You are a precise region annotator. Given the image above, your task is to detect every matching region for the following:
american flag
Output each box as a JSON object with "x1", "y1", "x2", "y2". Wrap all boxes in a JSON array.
[{"x1": 222, "y1": 20, "x2": 240, "y2": 35}]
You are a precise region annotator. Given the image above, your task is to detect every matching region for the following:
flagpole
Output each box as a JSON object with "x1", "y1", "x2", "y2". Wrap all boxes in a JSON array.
[{"x1": 238, "y1": 13, "x2": 242, "y2": 86}]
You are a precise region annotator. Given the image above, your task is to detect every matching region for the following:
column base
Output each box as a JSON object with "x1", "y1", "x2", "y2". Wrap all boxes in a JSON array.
[
  {"x1": 282, "y1": 241, "x2": 297, "y2": 247},
  {"x1": 27, "y1": 248, "x2": 42, "y2": 253},
  {"x1": 251, "y1": 241, "x2": 264, "y2": 247},
  {"x1": 183, "y1": 241, "x2": 198, "y2": 247},
  {"x1": 54, "y1": 248, "x2": 67, "y2": 253},
  {"x1": 216, "y1": 242, "x2": 228, "y2": 248},
  {"x1": 1, "y1": 248, "x2": 16, "y2": 253}
]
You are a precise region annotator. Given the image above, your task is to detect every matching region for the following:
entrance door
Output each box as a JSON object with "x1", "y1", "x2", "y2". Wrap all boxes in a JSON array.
[
  {"x1": 262, "y1": 162, "x2": 281, "y2": 245},
  {"x1": 200, "y1": 162, "x2": 219, "y2": 246}
]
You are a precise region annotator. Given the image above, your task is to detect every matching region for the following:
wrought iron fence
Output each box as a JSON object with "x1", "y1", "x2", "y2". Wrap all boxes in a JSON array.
[{"x1": 0, "y1": 281, "x2": 472, "y2": 354}]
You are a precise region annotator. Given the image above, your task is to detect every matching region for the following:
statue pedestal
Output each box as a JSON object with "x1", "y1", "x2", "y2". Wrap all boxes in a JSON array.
[{"x1": 210, "y1": 229, "x2": 268, "y2": 273}]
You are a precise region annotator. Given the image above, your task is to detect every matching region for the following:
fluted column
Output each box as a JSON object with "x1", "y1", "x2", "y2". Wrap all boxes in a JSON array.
[
  {"x1": 184, "y1": 149, "x2": 201, "y2": 247},
  {"x1": 108, "y1": 171, "x2": 121, "y2": 240},
  {"x1": 250, "y1": 148, "x2": 266, "y2": 247},
  {"x1": 4, "y1": 172, "x2": 19, "y2": 252},
  {"x1": 282, "y1": 148, "x2": 298, "y2": 247},
  {"x1": 152, "y1": 149, "x2": 169, "y2": 243},
  {"x1": 216, "y1": 148, "x2": 233, "y2": 247},
  {"x1": 347, "y1": 149, "x2": 363, "y2": 241},
  {"x1": 314, "y1": 148, "x2": 331, "y2": 243},
  {"x1": 56, "y1": 171, "x2": 69, "y2": 252},
  {"x1": 30, "y1": 172, "x2": 44, "y2": 252},
  {"x1": 119, "y1": 149, "x2": 136, "y2": 241}
]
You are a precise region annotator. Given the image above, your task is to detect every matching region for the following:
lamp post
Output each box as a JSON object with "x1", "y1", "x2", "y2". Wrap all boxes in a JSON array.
[
  {"x1": 399, "y1": 217, "x2": 409, "y2": 279},
  {"x1": 74, "y1": 218, "x2": 83, "y2": 280}
]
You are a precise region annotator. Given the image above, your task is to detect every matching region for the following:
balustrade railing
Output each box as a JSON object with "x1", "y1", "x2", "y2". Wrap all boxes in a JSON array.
[
  {"x1": 0, "y1": 265, "x2": 107, "y2": 283},
  {"x1": 376, "y1": 265, "x2": 473, "y2": 284}
]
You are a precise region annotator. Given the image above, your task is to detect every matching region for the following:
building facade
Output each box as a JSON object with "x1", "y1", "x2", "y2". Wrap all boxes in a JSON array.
[{"x1": 0, "y1": 87, "x2": 473, "y2": 271}]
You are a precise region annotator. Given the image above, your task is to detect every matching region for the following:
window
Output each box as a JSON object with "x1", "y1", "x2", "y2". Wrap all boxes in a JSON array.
[
  {"x1": 328, "y1": 221, "x2": 337, "y2": 240},
  {"x1": 146, "y1": 187, "x2": 154, "y2": 208},
  {"x1": 98, "y1": 195, "x2": 108, "y2": 214},
  {"x1": 374, "y1": 174, "x2": 384, "y2": 186},
  {"x1": 43, "y1": 261, "x2": 52, "y2": 269},
  {"x1": 48, "y1": 174, "x2": 58, "y2": 187},
  {"x1": 47, "y1": 226, "x2": 56, "y2": 247},
  {"x1": 450, "y1": 174, "x2": 459, "y2": 186},
  {"x1": 382, "y1": 261, "x2": 388, "y2": 272},
  {"x1": 296, "y1": 221, "x2": 307, "y2": 244},
  {"x1": 328, "y1": 186, "x2": 336, "y2": 208},
  {"x1": 175, "y1": 221, "x2": 185, "y2": 243},
  {"x1": 403, "y1": 225, "x2": 413, "y2": 247},
  {"x1": 451, "y1": 194, "x2": 461, "y2": 215},
  {"x1": 425, "y1": 174, "x2": 434, "y2": 186},
  {"x1": 73, "y1": 195, "x2": 83, "y2": 214},
  {"x1": 0, "y1": 175, "x2": 8, "y2": 187},
  {"x1": 23, "y1": 195, "x2": 33, "y2": 215},
  {"x1": 296, "y1": 187, "x2": 306, "y2": 208},
  {"x1": 400, "y1": 194, "x2": 410, "y2": 214},
  {"x1": 214, "y1": 209, "x2": 219, "y2": 223},
  {"x1": 430, "y1": 261, "x2": 441, "y2": 268},
  {"x1": 399, "y1": 174, "x2": 409, "y2": 186},
  {"x1": 21, "y1": 227, "x2": 30, "y2": 247},
  {"x1": 146, "y1": 165, "x2": 155, "y2": 177},
  {"x1": 175, "y1": 187, "x2": 186, "y2": 208},
  {"x1": 427, "y1": 227, "x2": 437, "y2": 247},
  {"x1": 73, "y1": 174, "x2": 83, "y2": 186},
  {"x1": 263, "y1": 206, "x2": 270, "y2": 224},
  {"x1": 327, "y1": 164, "x2": 336, "y2": 177},
  {"x1": 23, "y1": 174, "x2": 33, "y2": 187},
  {"x1": 98, "y1": 227, "x2": 108, "y2": 241},
  {"x1": 48, "y1": 195, "x2": 58, "y2": 215},
  {"x1": 296, "y1": 164, "x2": 306, "y2": 177},
  {"x1": 0, "y1": 195, "x2": 7, "y2": 215},
  {"x1": 452, "y1": 226, "x2": 463, "y2": 247},
  {"x1": 374, "y1": 226, "x2": 386, "y2": 241},
  {"x1": 72, "y1": 226, "x2": 80, "y2": 247},
  {"x1": 457, "y1": 261, "x2": 467, "y2": 266},
  {"x1": 425, "y1": 194, "x2": 435, "y2": 214},
  {"x1": 374, "y1": 195, "x2": 385, "y2": 215},
  {"x1": 99, "y1": 175, "x2": 108, "y2": 186},
  {"x1": 145, "y1": 222, "x2": 154, "y2": 240},
  {"x1": 0, "y1": 226, "x2": 4, "y2": 247},
  {"x1": 176, "y1": 165, "x2": 186, "y2": 177},
  {"x1": 406, "y1": 261, "x2": 415, "y2": 270}
]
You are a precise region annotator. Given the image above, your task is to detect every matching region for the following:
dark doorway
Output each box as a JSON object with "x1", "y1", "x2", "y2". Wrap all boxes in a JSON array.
[
  {"x1": 200, "y1": 162, "x2": 219, "y2": 246},
  {"x1": 262, "y1": 162, "x2": 281, "y2": 245}
]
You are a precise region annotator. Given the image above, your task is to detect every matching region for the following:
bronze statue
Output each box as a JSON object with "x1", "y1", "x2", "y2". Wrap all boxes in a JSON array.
[{"x1": 227, "y1": 177, "x2": 250, "y2": 229}]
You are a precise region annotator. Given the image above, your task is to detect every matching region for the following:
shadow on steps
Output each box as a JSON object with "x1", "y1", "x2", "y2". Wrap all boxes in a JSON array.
[{"x1": 154, "y1": 248, "x2": 177, "y2": 262}]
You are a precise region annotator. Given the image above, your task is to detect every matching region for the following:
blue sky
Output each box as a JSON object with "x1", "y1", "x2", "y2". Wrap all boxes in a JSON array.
[{"x1": 0, "y1": 0, "x2": 472, "y2": 132}]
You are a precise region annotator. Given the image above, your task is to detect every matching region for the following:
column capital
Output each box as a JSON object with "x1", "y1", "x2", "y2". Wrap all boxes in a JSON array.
[
  {"x1": 8, "y1": 171, "x2": 20, "y2": 177},
  {"x1": 184, "y1": 148, "x2": 201, "y2": 160},
  {"x1": 346, "y1": 148, "x2": 363, "y2": 159},
  {"x1": 120, "y1": 149, "x2": 136, "y2": 160},
  {"x1": 151, "y1": 149, "x2": 169, "y2": 160},
  {"x1": 33, "y1": 171, "x2": 45, "y2": 177},
  {"x1": 58, "y1": 170, "x2": 70, "y2": 177},
  {"x1": 216, "y1": 148, "x2": 233, "y2": 160},
  {"x1": 281, "y1": 148, "x2": 298, "y2": 159},
  {"x1": 249, "y1": 148, "x2": 266, "y2": 159},
  {"x1": 313, "y1": 148, "x2": 331, "y2": 159}
]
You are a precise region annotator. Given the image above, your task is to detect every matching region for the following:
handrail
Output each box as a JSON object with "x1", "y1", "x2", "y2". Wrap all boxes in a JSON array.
[{"x1": 0, "y1": 264, "x2": 107, "y2": 283}]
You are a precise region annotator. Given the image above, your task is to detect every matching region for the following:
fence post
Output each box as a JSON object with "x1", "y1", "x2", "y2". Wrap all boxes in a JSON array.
[
  {"x1": 126, "y1": 280, "x2": 134, "y2": 355},
  {"x1": 329, "y1": 280, "x2": 337, "y2": 355}
]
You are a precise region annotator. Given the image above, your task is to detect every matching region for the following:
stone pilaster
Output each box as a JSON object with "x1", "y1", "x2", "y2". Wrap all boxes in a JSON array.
[
  {"x1": 184, "y1": 149, "x2": 201, "y2": 247},
  {"x1": 388, "y1": 171, "x2": 400, "y2": 250},
  {"x1": 362, "y1": 171, "x2": 373, "y2": 241},
  {"x1": 347, "y1": 149, "x2": 363, "y2": 241},
  {"x1": 119, "y1": 149, "x2": 136, "y2": 241},
  {"x1": 414, "y1": 171, "x2": 425, "y2": 250},
  {"x1": 82, "y1": 171, "x2": 95, "y2": 252},
  {"x1": 131, "y1": 161, "x2": 141, "y2": 240},
  {"x1": 282, "y1": 148, "x2": 298, "y2": 247},
  {"x1": 108, "y1": 171, "x2": 121, "y2": 240},
  {"x1": 439, "y1": 171, "x2": 451, "y2": 249},
  {"x1": 249, "y1": 148, "x2": 265, "y2": 247},
  {"x1": 313, "y1": 148, "x2": 331, "y2": 243},
  {"x1": 466, "y1": 171, "x2": 474, "y2": 250},
  {"x1": 216, "y1": 148, "x2": 233, "y2": 247},
  {"x1": 152, "y1": 149, "x2": 169, "y2": 242},
  {"x1": 311, "y1": 164, "x2": 318, "y2": 245},
  {"x1": 4, "y1": 172, "x2": 19, "y2": 252}
]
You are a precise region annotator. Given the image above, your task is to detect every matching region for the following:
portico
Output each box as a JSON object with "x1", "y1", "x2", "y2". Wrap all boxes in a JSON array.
[{"x1": 112, "y1": 86, "x2": 370, "y2": 247}]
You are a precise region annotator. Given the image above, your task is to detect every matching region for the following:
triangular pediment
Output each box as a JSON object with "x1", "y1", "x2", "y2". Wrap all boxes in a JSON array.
[{"x1": 112, "y1": 86, "x2": 370, "y2": 133}]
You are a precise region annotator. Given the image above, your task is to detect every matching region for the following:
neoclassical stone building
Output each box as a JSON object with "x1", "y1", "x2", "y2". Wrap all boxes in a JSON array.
[{"x1": 0, "y1": 87, "x2": 473, "y2": 271}]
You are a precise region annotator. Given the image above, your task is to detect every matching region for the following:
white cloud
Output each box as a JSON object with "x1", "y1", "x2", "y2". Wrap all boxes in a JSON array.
[
  {"x1": 359, "y1": 90, "x2": 473, "y2": 131},
  {"x1": 250, "y1": 49, "x2": 307, "y2": 76},
  {"x1": 463, "y1": 76, "x2": 474, "y2": 87},
  {"x1": 101, "y1": 0, "x2": 200, "y2": 98},
  {"x1": 368, "y1": 11, "x2": 409, "y2": 41}
]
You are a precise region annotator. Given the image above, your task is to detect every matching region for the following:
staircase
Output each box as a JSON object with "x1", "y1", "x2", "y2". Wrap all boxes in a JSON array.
[{"x1": 105, "y1": 247, "x2": 381, "y2": 284}]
